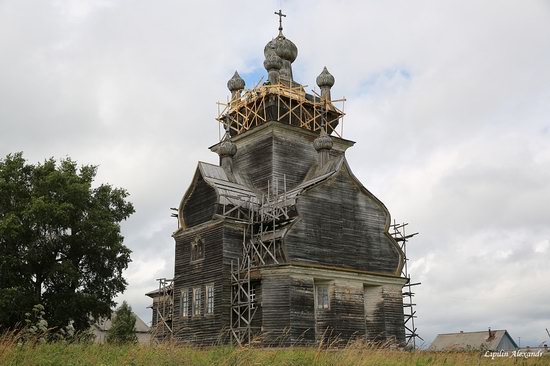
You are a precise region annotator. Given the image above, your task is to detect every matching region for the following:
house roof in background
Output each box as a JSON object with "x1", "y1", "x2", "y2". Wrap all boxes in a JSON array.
[
  {"x1": 93, "y1": 312, "x2": 150, "y2": 333},
  {"x1": 430, "y1": 330, "x2": 518, "y2": 351}
]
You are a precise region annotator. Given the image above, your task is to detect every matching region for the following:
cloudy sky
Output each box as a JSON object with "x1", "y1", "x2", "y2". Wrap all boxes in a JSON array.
[{"x1": 1, "y1": 0, "x2": 549, "y2": 347}]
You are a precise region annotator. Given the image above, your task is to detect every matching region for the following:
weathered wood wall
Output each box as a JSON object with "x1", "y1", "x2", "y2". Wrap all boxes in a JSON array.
[
  {"x1": 181, "y1": 173, "x2": 217, "y2": 228},
  {"x1": 364, "y1": 285, "x2": 386, "y2": 341},
  {"x1": 285, "y1": 165, "x2": 401, "y2": 274},
  {"x1": 259, "y1": 269, "x2": 291, "y2": 345},
  {"x1": 259, "y1": 267, "x2": 405, "y2": 346},
  {"x1": 231, "y1": 130, "x2": 274, "y2": 193},
  {"x1": 318, "y1": 279, "x2": 366, "y2": 344},
  {"x1": 171, "y1": 220, "x2": 242, "y2": 345},
  {"x1": 381, "y1": 284, "x2": 406, "y2": 344},
  {"x1": 271, "y1": 129, "x2": 318, "y2": 190},
  {"x1": 289, "y1": 276, "x2": 316, "y2": 344},
  {"x1": 169, "y1": 122, "x2": 406, "y2": 346},
  {"x1": 230, "y1": 123, "x2": 351, "y2": 193}
]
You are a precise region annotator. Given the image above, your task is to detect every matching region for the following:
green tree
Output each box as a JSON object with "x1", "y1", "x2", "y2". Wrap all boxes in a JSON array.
[
  {"x1": 106, "y1": 301, "x2": 138, "y2": 344},
  {"x1": 0, "y1": 152, "x2": 134, "y2": 332}
]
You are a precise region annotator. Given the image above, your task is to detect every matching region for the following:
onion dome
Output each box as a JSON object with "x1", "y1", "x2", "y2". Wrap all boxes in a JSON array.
[
  {"x1": 313, "y1": 129, "x2": 333, "y2": 151},
  {"x1": 264, "y1": 34, "x2": 298, "y2": 64},
  {"x1": 218, "y1": 133, "x2": 237, "y2": 157},
  {"x1": 316, "y1": 67, "x2": 335, "y2": 88},
  {"x1": 263, "y1": 52, "x2": 283, "y2": 71},
  {"x1": 227, "y1": 71, "x2": 245, "y2": 92}
]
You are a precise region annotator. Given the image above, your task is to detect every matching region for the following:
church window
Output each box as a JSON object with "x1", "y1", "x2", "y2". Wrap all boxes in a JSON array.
[
  {"x1": 191, "y1": 236, "x2": 204, "y2": 262},
  {"x1": 315, "y1": 284, "x2": 330, "y2": 310},
  {"x1": 205, "y1": 284, "x2": 214, "y2": 315},
  {"x1": 250, "y1": 287, "x2": 256, "y2": 310},
  {"x1": 180, "y1": 288, "x2": 189, "y2": 317},
  {"x1": 192, "y1": 287, "x2": 202, "y2": 316}
]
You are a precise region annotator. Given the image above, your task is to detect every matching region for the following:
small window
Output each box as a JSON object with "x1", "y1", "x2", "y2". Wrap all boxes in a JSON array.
[
  {"x1": 180, "y1": 289, "x2": 189, "y2": 317},
  {"x1": 191, "y1": 236, "x2": 204, "y2": 262},
  {"x1": 192, "y1": 287, "x2": 202, "y2": 316},
  {"x1": 316, "y1": 284, "x2": 330, "y2": 310},
  {"x1": 250, "y1": 287, "x2": 256, "y2": 310},
  {"x1": 205, "y1": 284, "x2": 214, "y2": 315}
]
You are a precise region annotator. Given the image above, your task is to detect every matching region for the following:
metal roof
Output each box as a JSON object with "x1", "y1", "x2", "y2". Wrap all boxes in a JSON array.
[
  {"x1": 198, "y1": 160, "x2": 344, "y2": 207},
  {"x1": 198, "y1": 162, "x2": 259, "y2": 206},
  {"x1": 430, "y1": 330, "x2": 518, "y2": 351}
]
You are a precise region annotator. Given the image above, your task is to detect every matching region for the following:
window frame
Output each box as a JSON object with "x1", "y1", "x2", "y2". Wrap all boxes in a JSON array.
[
  {"x1": 180, "y1": 288, "x2": 189, "y2": 318},
  {"x1": 192, "y1": 287, "x2": 202, "y2": 317},
  {"x1": 190, "y1": 236, "x2": 205, "y2": 263},
  {"x1": 205, "y1": 284, "x2": 215, "y2": 315},
  {"x1": 250, "y1": 286, "x2": 256, "y2": 310},
  {"x1": 315, "y1": 283, "x2": 330, "y2": 310}
]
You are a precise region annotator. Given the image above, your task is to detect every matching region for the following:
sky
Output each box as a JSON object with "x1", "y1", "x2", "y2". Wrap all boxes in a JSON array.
[{"x1": 1, "y1": 0, "x2": 549, "y2": 348}]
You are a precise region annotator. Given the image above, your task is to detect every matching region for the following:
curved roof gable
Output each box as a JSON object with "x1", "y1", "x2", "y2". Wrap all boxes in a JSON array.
[{"x1": 176, "y1": 162, "x2": 259, "y2": 231}]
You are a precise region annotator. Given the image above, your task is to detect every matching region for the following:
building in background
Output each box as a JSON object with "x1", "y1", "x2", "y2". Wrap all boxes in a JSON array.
[
  {"x1": 430, "y1": 329, "x2": 518, "y2": 351},
  {"x1": 92, "y1": 312, "x2": 150, "y2": 344}
]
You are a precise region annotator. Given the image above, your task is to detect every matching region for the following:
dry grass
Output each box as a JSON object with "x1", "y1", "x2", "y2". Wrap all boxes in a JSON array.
[{"x1": 1, "y1": 332, "x2": 549, "y2": 366}]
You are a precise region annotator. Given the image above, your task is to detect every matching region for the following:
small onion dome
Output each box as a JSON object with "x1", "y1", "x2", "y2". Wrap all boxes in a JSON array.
[
  {"x1": 227, "y1": 71, "x2": 245, "y2": 92},
  {"x1": 264, "y1": 34, "x2": 298, "y2": 63},
  {"x1": 218, "y1": 133, "x2": 237, "y2": 157},
  {"x1": 316, "y1": 67, "x2": 335, "y2": 88},
  {"x1": 264, "y1": 52, "x2": 283, "y2": 71},
  {"x1": 313, "y1": 129, "x2": 333, "y2": 151}
]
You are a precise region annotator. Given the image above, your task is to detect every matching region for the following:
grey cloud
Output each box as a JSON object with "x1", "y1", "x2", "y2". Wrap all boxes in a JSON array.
[{"x1": 1, "y1": 0, "x2": 549, "y2": 346}]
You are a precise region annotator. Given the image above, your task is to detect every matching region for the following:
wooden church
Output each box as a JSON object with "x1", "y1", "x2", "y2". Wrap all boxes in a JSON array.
[{"x1": 147, "y1": 13, "x2": 408, "y2": 346}]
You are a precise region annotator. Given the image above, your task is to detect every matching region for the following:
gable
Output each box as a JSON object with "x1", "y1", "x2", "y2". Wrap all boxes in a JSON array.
[
  {"x1": 284, "y1": 159, "x2": 403, "y2": 275},
  {"x1": 179, "y1": 167, "x2": 218, "y2": 229},
  {"x1": 177, "y1": 163, "x2": 259, "y2": 231}
]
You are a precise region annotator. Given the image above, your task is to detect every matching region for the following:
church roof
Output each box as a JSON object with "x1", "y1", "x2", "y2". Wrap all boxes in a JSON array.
[
  {"x1": 195, "y1": 156, "x2": 344, "y2": 209},
  {"x1": 198, "y1": 162, "x2": 259, "y2": 206}
]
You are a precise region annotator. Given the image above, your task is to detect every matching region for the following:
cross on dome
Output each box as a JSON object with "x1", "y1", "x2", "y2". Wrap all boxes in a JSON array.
[{"x1": 274, "y1": 9, "x2": 286, "y2": 34}]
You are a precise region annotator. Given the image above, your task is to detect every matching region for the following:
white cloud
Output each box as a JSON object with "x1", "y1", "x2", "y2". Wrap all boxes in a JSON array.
[{"x1": 1, "y1": 0, "x2": 549, "y2": 346}]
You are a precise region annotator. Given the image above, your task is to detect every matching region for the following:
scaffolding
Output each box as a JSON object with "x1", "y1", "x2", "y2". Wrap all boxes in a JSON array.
[
  {"x1": 229, "y1": 175, "x2": 292, "y2": 345},
  {"x1": 390, "y1": 221, "x2": 423, "y2": 349},
  {"x1": 216, "y1": 82, "x2": 346, "y2": 139},
  {"x1": 159, "y1": 78, "x2": 417, "y2": 346},
  {"x1": 152, "y1": 278, "x2": 174, "y2": 341}
]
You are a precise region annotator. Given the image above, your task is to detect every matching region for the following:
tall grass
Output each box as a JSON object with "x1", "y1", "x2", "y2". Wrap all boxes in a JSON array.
[{"x1": 1, "y1": 331, "x2": 548, "y2": 366}]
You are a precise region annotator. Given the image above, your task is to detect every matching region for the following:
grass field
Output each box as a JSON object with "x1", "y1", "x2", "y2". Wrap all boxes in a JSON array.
[{"x1": 1, "y1": 341, "x2": 550, "y2": 366}]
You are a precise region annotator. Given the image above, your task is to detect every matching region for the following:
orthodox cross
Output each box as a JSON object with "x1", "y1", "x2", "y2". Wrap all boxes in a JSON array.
[{"x1": 274, "y1": 9, "x2": 286, "y2": 33}]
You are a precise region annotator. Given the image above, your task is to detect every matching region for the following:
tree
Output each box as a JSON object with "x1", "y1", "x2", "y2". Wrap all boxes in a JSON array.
[
  {"x1": 106, "y1": 301, "x2": 138, "y2": 344},
  {"x1": 0, "y1": 152, "x2": 134, "y2": 332}
]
